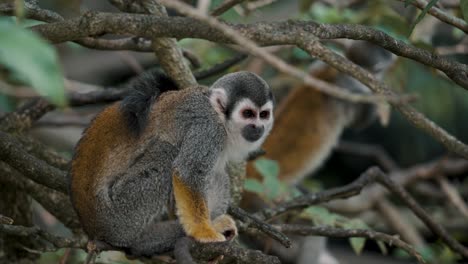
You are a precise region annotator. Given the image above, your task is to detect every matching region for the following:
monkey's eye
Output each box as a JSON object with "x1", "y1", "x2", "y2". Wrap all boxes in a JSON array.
[
  {"x1": 260, "y1": 110, "x2": 270, "y2": 119},
  {"x1": 242, "y1": 109, "x2": 256, "y2": 119}
]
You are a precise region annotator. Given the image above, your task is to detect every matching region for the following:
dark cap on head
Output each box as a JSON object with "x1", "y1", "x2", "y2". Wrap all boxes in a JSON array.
[{"x1": 211, "y1": 71, "x2": 274, "y2": 117}]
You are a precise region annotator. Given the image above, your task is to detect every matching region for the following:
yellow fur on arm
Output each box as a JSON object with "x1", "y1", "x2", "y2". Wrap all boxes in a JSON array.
[{"x1": 172, "y1": 171, "x2": 225, "y2": 242}]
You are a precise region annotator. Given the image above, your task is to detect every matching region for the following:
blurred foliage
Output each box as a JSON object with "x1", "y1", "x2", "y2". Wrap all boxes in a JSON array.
[
  {"x1": 0, "y1": 18, "x2": 65, "y2": 107},
  {"x1": 460, "y1": 1, "x2": 468, "y2": 22}
]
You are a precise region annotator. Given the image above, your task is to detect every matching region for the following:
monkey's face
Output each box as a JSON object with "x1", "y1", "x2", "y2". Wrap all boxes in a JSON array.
[
  {"x1": 209, "y1": 71, "x2": 275, "y2": 161},
  {"x1": 223, "y1": 98, "x2": 274, "y2": 161},
  {"x1": 230, "y1": 99, "x2": 274, "y2": 143}
]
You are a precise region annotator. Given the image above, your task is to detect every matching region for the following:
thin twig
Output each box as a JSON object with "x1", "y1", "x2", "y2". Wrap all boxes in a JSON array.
[
  {"x1": 228, "y1": 206, "x2": 291, "y2": 248},
  {"x1": 210, "y1": 0, "x2": 245, "y2": 16},
  {"x1": 274, "y1": 224, "x2": 425, "y2": 263},
  {"x1": 194, "y1": 53, "x2": 248, "y2": 80},
  {"x1": 336, "y1": 141, "x2": 399, "y2": 171},
  {"x1": 437, "y1": 176, "x2": 468, "y2": 221},
  {"x1": 375, "y1": 198, "x2": 426, "y2": 248},
  {"x1": 396, "y1": 0, "x2": 468, "y2": 34}
]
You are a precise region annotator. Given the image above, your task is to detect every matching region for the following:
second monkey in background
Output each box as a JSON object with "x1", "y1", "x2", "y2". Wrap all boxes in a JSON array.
[{"x1": 242, "y1": 41, "x2": 395, "y2": 264}]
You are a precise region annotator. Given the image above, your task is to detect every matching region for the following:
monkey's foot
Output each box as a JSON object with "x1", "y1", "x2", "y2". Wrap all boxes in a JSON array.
[
  {"x1": 191, "y1": 225, "x2": 226, "y2": 243},
  {"x1": 213, "y1": 214, "x2": 238, "y2": 241}
]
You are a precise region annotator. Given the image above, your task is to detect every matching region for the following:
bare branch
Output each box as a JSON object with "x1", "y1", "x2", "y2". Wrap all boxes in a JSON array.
[
  {"x1": 0, "y1": 131, "x2": 67, "y2": 193},
  {"x1": 327, "y1": 158, "x2": 468, "y2": 213},
  {"x1": 336, "y1": 141, "x2": 399, "y2": 171},
  {"x1": 437, "y1": 176, "x2": 468, "y2": 221},
  {"x1": 275, "y1": 224, "x2": 425, "y2": 263},
  {"x1": 0, "y1": 163, "x2": 79, "y2": 230},
  {"x1": 254, "y1": 165, "x2": 468, "y2": 258},
  {"x1": 180, "y1": 237, "x2": 281, "y2": 264},
  {"x1": 0, "y1": 98, "x2": 53, "y2": 133},
  {"x1": 26, "y1": 8, "x2": 468, "y2": 157},
  {"x1": 29, "y1": 14, "x2": 468, "y2": 90},
  {"x1": 255, "y1": 167, "x2": 377, "y2": 221},
  {"x1": 0, "y1": 224, "x2": 86, "y2": 250},
  {"x1": 193, "y1": 53, "x2": 248, "y2": 79},
  {"x1": 109, "y1": 0, "x2": 197, "y2": 88},
  {"x1": 157, "y1": 0, "x2": 409, "y2": 105},
  {"x1": 375, "y1": 199, "x2": 426, "y2": 248}
]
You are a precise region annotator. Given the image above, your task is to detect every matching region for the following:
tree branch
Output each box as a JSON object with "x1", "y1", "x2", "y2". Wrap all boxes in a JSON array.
[
  {"x1": 327, "y1": 157, "x2": 468, "y2": 213},
  {"x1": 0, "y1": 224, "x2": 86, "y2": 250},
  {"x1": 108, "y1": 0, "x2": 197, "y2": 88},
  {"x1": 0, "y1": 98, "x2": 54, "y2": 133},
  {"x1": 26, "y1": 7, "x2": 468, "y2": 158},
  {"x1": 274, "y1": 224, "x2": 425, "y2": 263},
  {"x1": 28, "y1": 14, "x2": 468, "y2": 90},
  {"x1": 0, "y1": 163, "x2": 79, "y2": 230},
  {"x1": 0, "y1": 131, "x2": 67, "y2": 193}
]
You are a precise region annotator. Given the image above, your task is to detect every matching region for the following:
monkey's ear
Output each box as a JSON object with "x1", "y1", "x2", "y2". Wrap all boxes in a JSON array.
[{"x1": 210, "y1": 88, "x2": 228, "y2": 116}]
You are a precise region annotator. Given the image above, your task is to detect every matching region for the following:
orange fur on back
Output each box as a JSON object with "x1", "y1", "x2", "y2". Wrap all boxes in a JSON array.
[{"x1": 70, "y1": 103, "x2": 135, "y2": 235}]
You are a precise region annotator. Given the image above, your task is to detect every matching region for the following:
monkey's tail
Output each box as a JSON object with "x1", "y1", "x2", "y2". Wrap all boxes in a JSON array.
[{"x1": 120, "y1": 70, "x2": 178, "y2": 136}]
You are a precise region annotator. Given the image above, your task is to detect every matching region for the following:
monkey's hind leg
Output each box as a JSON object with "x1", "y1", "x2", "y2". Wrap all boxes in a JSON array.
[{"x1": 126, "y1": 220, "x2": 185, "y2": 257}]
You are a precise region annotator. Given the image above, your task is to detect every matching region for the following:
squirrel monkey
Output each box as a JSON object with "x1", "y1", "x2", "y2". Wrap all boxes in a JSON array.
[
  {"x1": 242, "y1": 41, "x2": 395, "y2": 264},
  {"x1": 69, "y1": 71, "x2": 275, "y2": 257}
]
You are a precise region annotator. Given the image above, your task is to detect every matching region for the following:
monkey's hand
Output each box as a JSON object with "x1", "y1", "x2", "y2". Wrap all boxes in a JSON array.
[{"x1": 213, "y1": 214, "x2": 238, "y2": 241}]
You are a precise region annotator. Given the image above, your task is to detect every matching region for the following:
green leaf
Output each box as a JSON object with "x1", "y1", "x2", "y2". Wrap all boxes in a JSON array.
[
  {"x1": 254, "y1": 158, "x2": 281, "y2": 199},
  {"x1": 408, "y1": 0, "x2": 439, "y2": 36},
  {"x1": 461, "y1": 0, "x2": 468, "y2": 23},
  {"x1": 302, "y1": 206, "x2": 338, "y2": 226},
  {"x1": 404, "y1": 0, "x2": 415, "y2": 7},
  {"x1": 254, "y1": 158, "x2": 280, "y2": 179},
  {"x1": 377, "y1": 240, "x2": 388, "y2": 255},
  {"x1": 349, "y1": 237, "x2": 366, "y2": 255},
  {"x1": 0, "y1": 20, "x2": 65, "y2": 106},
  {"x1": 244, "y1": 178, "x2": 264, "y2": 194},
  {"x1": 343, "y1": 219, "x2": 369, "y2": 255},
  {"x1": 299, "y1": 0, "x2": 316, "y2": 13}
]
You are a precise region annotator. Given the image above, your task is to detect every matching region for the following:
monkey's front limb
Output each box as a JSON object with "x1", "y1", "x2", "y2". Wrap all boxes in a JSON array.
[{"x1": 172, "y1": 171, "x2": 226, "y2": 242}]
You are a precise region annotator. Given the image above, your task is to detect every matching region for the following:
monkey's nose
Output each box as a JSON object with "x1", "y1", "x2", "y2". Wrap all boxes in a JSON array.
[{"x1": 242, "y1": 124, "x2": 264, "y2": 142}]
